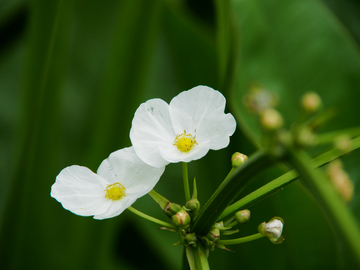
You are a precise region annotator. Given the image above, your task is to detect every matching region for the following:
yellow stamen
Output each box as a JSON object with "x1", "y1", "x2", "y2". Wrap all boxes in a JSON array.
[
  {"x1": 173, "y1": 130, "x2": 198, "y2": 153},
  {"x1": 105, "y1": 182, "x2": 126, "y2": 200}
]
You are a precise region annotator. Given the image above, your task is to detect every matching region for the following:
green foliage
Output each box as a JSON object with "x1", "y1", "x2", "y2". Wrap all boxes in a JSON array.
[{"x1": 1, "y1": 0, "x2": 360, "y2": 269}]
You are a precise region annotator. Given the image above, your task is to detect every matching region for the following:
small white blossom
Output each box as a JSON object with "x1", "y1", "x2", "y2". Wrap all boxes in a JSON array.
[
  {"x1": 51, "y1": 147, "x2": 165, "y2": 219},
  {"x1": 265, "y1": 218, "x2": 283, "y2": 239},
  {"x1": 130, "y1": 85, "x2": 236, "y2": 168}
]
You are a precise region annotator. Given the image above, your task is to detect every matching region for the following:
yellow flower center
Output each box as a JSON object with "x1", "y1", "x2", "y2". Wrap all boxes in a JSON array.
[
  {"x1": 174, "y1": 130, "x2": 198, "y2": 153},
  {"x1": 105, "y1": 182, "x2": 126, "y2": 200}
]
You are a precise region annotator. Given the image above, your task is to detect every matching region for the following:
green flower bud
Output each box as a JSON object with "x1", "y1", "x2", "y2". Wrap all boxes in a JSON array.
[
  {"x1": 185, "y1": 199, "x2": 200, "y2": 214},
  {"x1": 206, "y1": 227, "x2": 220, "y2": 243},
  {"x1": 260, "y1": 108, "x2": 284, "y2": 131},
  {"x1": 334, "y1": 135, "x2": 352, "y2": 153},
  {"x1": 301, "y1": 92, "x2": 322, "y2": 113},
  {"x1": 231, "y1": 152, "x2": 248, "y2": 168},
  {"x1": 184, "y1": 233, "x2": 197, "y2": 247},
  {"x1": 172, "y1": 209, "x2": 191, "y2": 227},
  {"x1": 296, "y1": 127, "x2": 316, "y2": 147},
  {"x1": 235, "y1": 209, "x2": 251, "y2": 224}
]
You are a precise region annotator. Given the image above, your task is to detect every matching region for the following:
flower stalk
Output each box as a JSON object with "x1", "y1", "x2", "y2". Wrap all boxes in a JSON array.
[
  {"x1": 192, "y1": 150, "x2": 276, "y2": 235},
  {"x1": 127, "y1": 207, "x2": 176, "y2": 229},
  {"x1": 287, "y1": 148, "x2": 360, "y2": 265},
  {"x1": 217, "y1": 233, "x2": 265, "y2": 246},
  {"x1": 183, "y1": 162, "x2": 191, "y2": 202}
]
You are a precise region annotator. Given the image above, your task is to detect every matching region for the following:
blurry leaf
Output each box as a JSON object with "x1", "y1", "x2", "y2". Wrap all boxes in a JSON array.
[{"x1": 0, "y1": 0, "x2": 72, "y2": 268}]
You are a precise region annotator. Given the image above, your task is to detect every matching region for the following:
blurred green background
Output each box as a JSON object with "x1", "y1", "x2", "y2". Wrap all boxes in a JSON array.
[{"x1": 1, "y1": 0, "x2": 360, "y2": 269}]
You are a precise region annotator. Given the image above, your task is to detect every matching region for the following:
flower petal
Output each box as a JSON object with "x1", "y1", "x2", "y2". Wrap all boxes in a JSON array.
[
  {"x1": 165, "y1": 85, "x2": 236, "y2": 160},
  {"x1": 130, "y1": 98, "x2": 176, "y2": 167},
  {"x1": 97, "y1": 147, "x2": 165, "y2": 197},
  {"x1": 93, "y1": 196, "x2": 137, "y2": 220},
  {"x1": 51, "y1": 166, "x2": 111, "y2": 217}
]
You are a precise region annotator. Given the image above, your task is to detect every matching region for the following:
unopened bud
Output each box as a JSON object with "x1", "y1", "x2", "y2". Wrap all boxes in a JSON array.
[
  {"x1": 231, "y1": 152, "x2": 248, "y2": 168},
  {"x1": 258, "y1": 217, "x2": 284, "y2": 239},
  {"x1": 184, "y1": 233, "x2": 197, "y2": 247},
  {"x1": 296, "y1": 127, "x2": 316, "y2": 147},
  {"x1": 327, "y1": 160, "x2": 354, "y2": 202},
  {"x1": 334, "y1": 135, "x2": 352, "y2": 153},
  {"x1": 172, "y1": 209, "x2": 191, "y2": 227},
  {"x1": 185, "y1": 199, "x2": 200, "y2": 213},
  {"x1": 260, "y1": 108, "x2": 284, "y2": 131},
  {"x1": 235, "y1": 210, "x2": 251, "y2": 224},
  {"x1": 301, "y1": 92, "x2": 322, "y2": 113},
  {"x1": 243, "y1": 85, "x2": 278, "y2": 113},
  {"x1": 206, "y1": 227, "x2": 220, "y2": 243}
]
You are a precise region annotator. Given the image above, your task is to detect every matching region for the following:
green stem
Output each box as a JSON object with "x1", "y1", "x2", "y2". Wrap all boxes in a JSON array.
[
  {"x1": 192, "y1": 150, "x2": 275, "y2": 235},
  {"x1": 218, "y1": 135, "x2": 360, "y2": 220},
  {"x1": 127, "y1": 207, "x2": 176, "y2": 229},
  {"x1": 185, "y1": 243, "x2": 210, "y2": 270},
  {"x1": 218, "y1": 233, "x2": 265, "y2": 245},
  {"x1": 287, "y1": 149, "x2": 360, "y2": 266},
  {"x1": 193, "y1": 242, "x2": 210, "y2": 270},
  {"x1": 316, "y1": 126, "x2": 360, "y2": 144},
  {"x1": 182, "y1": 247, "x2": 191, "y2": 270},
  {"x1": 183, "y1": 162, "x2": 191, "y2": 202}
]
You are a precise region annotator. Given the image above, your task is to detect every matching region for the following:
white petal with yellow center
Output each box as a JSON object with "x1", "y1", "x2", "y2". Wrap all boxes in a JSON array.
[
  {"x1": 51, "y1": 147, "x2": 165, "y2": 220},
  {"x1": 130, "y1": 85, "x2": 236, "y2": 167}
]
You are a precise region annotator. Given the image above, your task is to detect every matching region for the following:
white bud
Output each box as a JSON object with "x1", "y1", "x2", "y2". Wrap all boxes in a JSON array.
[{"x1": 265, "y1": 219, "x2": 283, "y2": 239}]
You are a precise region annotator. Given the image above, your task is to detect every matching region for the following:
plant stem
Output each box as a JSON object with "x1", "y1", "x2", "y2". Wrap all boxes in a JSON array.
[
  {"x1": 218, "y1": 233, "x2": 265, "y2": 245},
  {"x1": 218, "y1": 135, "x2": 360, "y2": 220},
  {"x1": 185, "y1": 243, "x2": 210, "y2": 270},
  {"x1": 192, "y1": 150, "x2": 275, "y2": 235},
  {"x1": 183, "y1": 162, "x2": 191, "y2": 202},
  {"x1": 127, "y1": 206, "x2": 176, "y2": 229},
  {"x1": 287, "y1": 149, "x2": 360, "y2": 266}
]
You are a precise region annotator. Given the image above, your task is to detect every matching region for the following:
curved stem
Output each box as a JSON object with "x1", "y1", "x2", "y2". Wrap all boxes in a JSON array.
[
  {"x1": 183, "y1": 162, "x2": 191, "y2": 202},
  {"x1": 218, "y1": 135, "x2": 360, "y2": 220},
  {"x1": 288, "y1": 149, "x2": 360, "y2": 266},
  {"x1": 218, "y1": 233, "x2": 265, "y2": 245},
  {"x1": 127, "y1": 206, "x2": 176, "y2": 229},
  {"x1": 192, "y1": 150, "x2": 275, "y2": 235}
]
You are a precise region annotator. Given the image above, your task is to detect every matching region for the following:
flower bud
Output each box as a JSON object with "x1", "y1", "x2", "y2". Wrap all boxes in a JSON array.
[
  {"x1": 184, "y1": 232, "x2": 197, "y2": 247},
  {"x1": 206, "y1": 227, "x2": 220, "y2": 243},
  {"x1": 235, "y1": 209, "x2": 251, "y2": 224},
  {"x1": 243, "y1": 85, "x2": 278, "y2": 113},
  {"x1": 327, "y1": 160, "x2": 354, "y2": 202},
  {"x1": 301, "y1": 92, "x2": 322, "y2": 113},
  {"x1": 185, "y1": 199, "x2": 200, "y2": 213},
  {"x1": 260, "y1": 108, "x2": 284, "y2": 131},
  {"x1": 172, "y1": 209, "x2": 191, "y2": 227},
  {"x1": 296, "y1": 127, "x2": 316, "y2": 147},
  {"x1": 258, "y1": 217, "x2": 284, "y2": 239},
  {"x1": 334, "y1": 135, "x2": 352, "y2": 153},
  {"x1": 231, "y1": 152, "x2": 248, "y2": 168}
]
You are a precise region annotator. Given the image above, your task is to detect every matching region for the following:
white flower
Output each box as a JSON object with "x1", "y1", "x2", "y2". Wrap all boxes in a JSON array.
[
  {"x1": 130, "y1": 85, "x2": 236, "y2": 168},
  {"x1": 50, "y1": 147, "x2": 165, "y2": 220}
]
